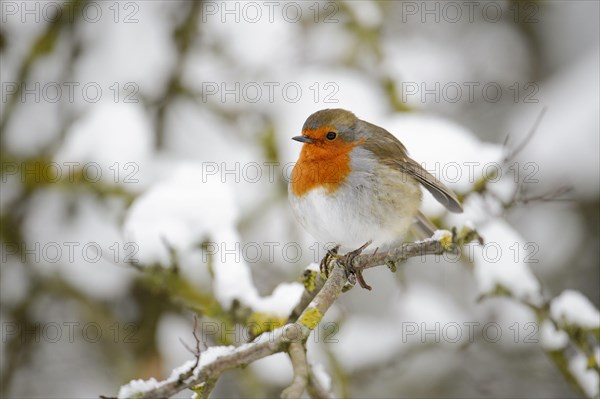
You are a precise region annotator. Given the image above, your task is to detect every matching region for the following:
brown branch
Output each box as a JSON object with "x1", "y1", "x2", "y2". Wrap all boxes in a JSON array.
[
  {"x1": 353, "y1": 239, "x2": 446, "y2": 272},
  {"x1": 115, "y1": 236, "x2": 461, "y2": 398},
  {"x1": 281, "y1": 342, "x2": 309, "y2": 399},
  {"x1": 116, "y1": 262, "x2": 348, "y2": 398},
  {"x1": 288, "y1": 273, "x2": 326, "y2": 323}
]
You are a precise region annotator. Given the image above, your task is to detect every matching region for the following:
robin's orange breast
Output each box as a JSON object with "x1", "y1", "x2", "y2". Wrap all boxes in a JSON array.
[
  {"x1": 290, "y1": 127, "x2": 360, "y2": 197},
  {"x1": 291, "y1": 153, "x2": 352, "y2": 197}
]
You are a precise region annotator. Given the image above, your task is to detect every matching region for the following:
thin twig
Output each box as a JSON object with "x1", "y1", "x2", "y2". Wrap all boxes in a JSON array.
[
  {"x1": 504, "y1": 106, "x2": 548, "y2": 163},
  {"x1": 179, "y1": 315, "x2": 206, "y2": 369}
]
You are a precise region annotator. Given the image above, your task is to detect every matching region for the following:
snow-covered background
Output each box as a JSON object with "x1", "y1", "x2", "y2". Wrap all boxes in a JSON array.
[{"x1": 1, "y1": 1, "x2": 598, "y2": 397}]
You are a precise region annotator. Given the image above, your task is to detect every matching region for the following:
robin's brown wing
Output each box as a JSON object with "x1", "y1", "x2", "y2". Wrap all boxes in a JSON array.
[
  {"x1": 399, "y1": 157, "x2": 463, "y2": 213},
  {"x1": 360, "y1": 120, "x2": 463, "y2": 213}
]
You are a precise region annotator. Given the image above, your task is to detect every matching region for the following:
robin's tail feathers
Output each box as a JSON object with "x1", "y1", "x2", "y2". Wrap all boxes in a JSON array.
[{"x1": 411, "y1": 210, "x2": 438, "y2": 241}]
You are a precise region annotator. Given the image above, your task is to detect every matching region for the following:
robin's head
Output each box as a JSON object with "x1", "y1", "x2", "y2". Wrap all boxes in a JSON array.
[
  {"x1": 292, "y1": 109, "x2": 363, "y2": 160},
  {"x1": 290, "y1": 109, "x2": 365, "y2": 196}
]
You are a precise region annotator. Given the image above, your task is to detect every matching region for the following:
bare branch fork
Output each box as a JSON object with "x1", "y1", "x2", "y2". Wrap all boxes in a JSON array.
[{"x1": 113, "y1": 233, "x2": 463, "y2": 399}]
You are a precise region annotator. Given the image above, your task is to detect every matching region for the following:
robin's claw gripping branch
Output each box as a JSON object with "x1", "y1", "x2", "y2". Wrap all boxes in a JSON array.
[{"x1": 341, "y1": 240, "x2": 373, "y2": 290}]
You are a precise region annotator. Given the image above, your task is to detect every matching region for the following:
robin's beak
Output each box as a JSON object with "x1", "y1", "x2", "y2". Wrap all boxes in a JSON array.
[{"x1": 292, "y1": 135, "x2": 314, "y2": 144}]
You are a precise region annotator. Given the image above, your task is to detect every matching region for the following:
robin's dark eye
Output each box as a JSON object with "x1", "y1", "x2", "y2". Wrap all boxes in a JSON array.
[{"x1": 326, "y1": 132, "x2": 337, "y2": 140}]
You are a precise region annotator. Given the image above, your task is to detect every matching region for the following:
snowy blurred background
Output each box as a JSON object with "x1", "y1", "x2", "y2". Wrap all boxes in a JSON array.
[{"x1": 1, "y1": 1, "x2": 599, "y2": 397}]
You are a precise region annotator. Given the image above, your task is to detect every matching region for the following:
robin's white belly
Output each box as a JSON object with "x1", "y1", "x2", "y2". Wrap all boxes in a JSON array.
[{"x1": 288, "y1": 160, "x2": 422, "y2": 251}]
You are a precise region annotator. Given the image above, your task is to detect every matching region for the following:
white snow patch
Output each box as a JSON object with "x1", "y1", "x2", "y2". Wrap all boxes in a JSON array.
[
  {"x1": 432, "y1": 229, "x2": 452, "y2": 241},
  {"x1": 123, "y1": 163, "x2": 238, "y2": 265},
  {"x1": 55, "y1": 101, "x2": 154, "y2": 190},
  {"x1": 210, "y1": 229, "x2": 261, "y2": 310},
  {"x1": 196, "y1": 345, "x2": 237, "y2": 372},
  {"x1": 252, "y1": 282, "x2": 305, "y2": 318},
  {"x1": 125, "y1": 164, "x2": 305, "y2": 313},
  {"x1": 550, "y1": 290, "x2": 600, "y2": 329},
  {"x1": 252, "y1": 325, "x2": 286, "y2": 345},
  {"x1": 118, "y1": 346, "x2": 235, "y2": 398},
  {"x1": 126, "y1": 175, "x2": 302, "y2": 314},
  {"x1": 569, "y1": 350, "x2": 600, "y2": 398},
  {"x1": 306, "y1": 263, "x2": 320, "y2": 273},
  {"x1": 118, "y1": 378, "x2": 162, "y2": 398},
  {"x1": 471, "y1": 218, "x2": 542, "y2": 304},
  {"x1": 539, "y1": 320, "x2": 569, "y2": 351}
]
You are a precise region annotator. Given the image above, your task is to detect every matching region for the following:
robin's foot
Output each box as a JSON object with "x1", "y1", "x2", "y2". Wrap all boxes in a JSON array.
[
  {"x1": 319, "y1": 245, "x2": 340, "y2": 278},
  {"x1": 343, "y1": 240, "x2": 373, "y2": 290}
]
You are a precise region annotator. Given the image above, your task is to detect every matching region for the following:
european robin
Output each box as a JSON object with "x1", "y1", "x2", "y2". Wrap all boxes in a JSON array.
[{"x1": 288, "y1": 109, "x2": 463, "y2": 286}]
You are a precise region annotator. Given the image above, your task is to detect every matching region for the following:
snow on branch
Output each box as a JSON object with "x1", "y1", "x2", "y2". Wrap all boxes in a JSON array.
[{"x1": 112, "y1": 232, "x2": 463, "y2": 399}]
